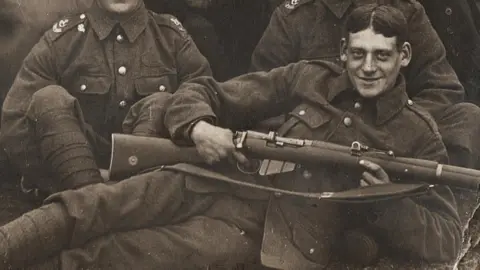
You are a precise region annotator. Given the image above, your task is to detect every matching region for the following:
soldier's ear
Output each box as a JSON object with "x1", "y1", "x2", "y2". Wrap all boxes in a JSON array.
[
  {"x1": 340, "y1": 38, "x2": 348, "y2": 62},
  {"x1": 400, "y1": 42, "x2": 412, "y2": 67}
]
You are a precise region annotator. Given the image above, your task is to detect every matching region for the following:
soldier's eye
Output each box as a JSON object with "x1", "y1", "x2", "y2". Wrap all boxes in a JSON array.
[
  {"x1": 376, "y1": 51, "x2": 391, "y2": 61},
  {"x1": 351, "y1": 50, "x2": 364, "y2": 58}
]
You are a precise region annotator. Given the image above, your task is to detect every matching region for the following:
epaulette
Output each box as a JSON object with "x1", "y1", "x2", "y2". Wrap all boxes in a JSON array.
[
  {"x1": 306, "y1": 59, "x2": 343, "y2": 75},
  {"x1": 150, "y1": 11, "x2": 189, "y2": 38},
  {"x1": 280, "y1": 0, "x2": 315, "y2": 15},
  {"x1": 45, "y1": 13, "x2": 87, "y2": 42},
  {"x1": 405, "y1": 101, "x2": 440, "y2": 135}
]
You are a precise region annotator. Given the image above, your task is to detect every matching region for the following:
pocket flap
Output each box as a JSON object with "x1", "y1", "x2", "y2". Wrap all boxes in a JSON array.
[
  {"x1": 134, "y1": 75, "x2": 177, "y2": 95},
  {"x1": 288, "y1": 104, "x2": 331, "y2": 129},
  {"x1": 71, "y1": 76, "x2": 112, "y2": 95}
]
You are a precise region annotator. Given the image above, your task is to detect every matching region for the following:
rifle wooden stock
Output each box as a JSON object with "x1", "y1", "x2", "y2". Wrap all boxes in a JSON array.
[
  {"x1": 109, "y1": 132, "x2": 480, "y2": 191},
  {"x1": 109, "y1": 134, "x2": 203, "y2": 180}
]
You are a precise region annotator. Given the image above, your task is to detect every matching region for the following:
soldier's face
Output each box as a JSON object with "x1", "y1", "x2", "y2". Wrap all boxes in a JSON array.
[
  {"x1": 96, "y1": 0, "x2": 142, "y2": 14},
  {"x1": 340, "y1": 28, "x2": 411, "y2": 99}
]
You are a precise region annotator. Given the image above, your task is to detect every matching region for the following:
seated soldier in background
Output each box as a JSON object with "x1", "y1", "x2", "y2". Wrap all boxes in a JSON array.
[
  {"x1": 0, "y1": 0, "x2": 211, "y2": 197},
  {"x1": 418, "y1": 0, "x2": 480, "y2": 105},
  {"x1": 0, "y1": 4, "x2": 461, "y2": 269}
]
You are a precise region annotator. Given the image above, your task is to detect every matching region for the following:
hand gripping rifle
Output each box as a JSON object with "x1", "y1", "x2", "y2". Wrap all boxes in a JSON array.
[{"x1": 109, "y1": 130, "x2": 480, "y2": 201}]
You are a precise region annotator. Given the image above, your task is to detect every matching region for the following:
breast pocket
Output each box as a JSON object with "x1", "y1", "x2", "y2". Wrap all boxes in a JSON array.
[
  {"x1": 66, "y1": 76, "x2": 112, "y2": 129},
  {"x1": 134, "y1": 74, "x2": 178, "y2": 99},
  {"x1": 282, "y1": 104, "x2": 332, "y2": 140}
]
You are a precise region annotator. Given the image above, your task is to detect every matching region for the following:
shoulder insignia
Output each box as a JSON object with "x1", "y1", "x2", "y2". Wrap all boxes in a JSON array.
[
  {"x1": 284, "y1": 0, "x2": 299, "y2": 9},
  {"x1": 281, "y1": 0, "x2": 315, "y2": 14},
  {"x1": 169, "y1": 17, "x2": 185, "y2": 32},
  {"x1": 47, "y1": 13, "x2": 87, "y2": 41},
  {"x1": 150, "y1": 11, "x2": 189, "y2": 38}
]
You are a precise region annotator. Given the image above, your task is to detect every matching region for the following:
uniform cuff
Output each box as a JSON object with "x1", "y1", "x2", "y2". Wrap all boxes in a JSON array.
[{"x1": 175, "y1": 117, "x2": 215, "y2": 146}]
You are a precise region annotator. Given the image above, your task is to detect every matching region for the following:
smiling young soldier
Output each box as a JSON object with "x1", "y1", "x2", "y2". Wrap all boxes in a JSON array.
[
  {"x1": 0, "y1": 4, "x2": 462, "y2": 269},
  {"x1": 0, "y1": 0, "x2": 211, "y2": 197}
]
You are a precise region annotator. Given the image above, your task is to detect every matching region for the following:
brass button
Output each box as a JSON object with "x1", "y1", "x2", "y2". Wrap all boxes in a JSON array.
[
  {"x1": 116, "y1": 34, "x2": 124, "y2": 43},
  {"x1": 354, "y1": 102, "x2": 362, "y2": 110},
  {"x1": 159, "y1": 85, "x2": 166, "y2": 92},
  {"x1": 343, "y1": 117, "x2": 352, "y2": 127},
  {"x1": 80, "y1": 84, "x2": 87, "y2": 91},
  {"x1": 447, "y1": 27, "x2": 454, "y2": 35},
  {"x1": 302, "y1": 170, "x2": 312, "y2": 179},
  {"x1": 309, "y1": 248, "x2": 315, "y2": 254},
  {"x1": 407, "y1": 99, "x2": 413, "y2": 106},
  {"x1": 80, "y1": 14, "x2": 86, "y2": 20},
  {"x1": 119, "y1": 100, "x2": 127, "y2": 108},
  {"x1": 445, "y1": 7, "x2": 452, "y2": 16},
  {"x1": 118, "y1": 66, "x2": 127, "y2": 75},
  {"x1": 298, "y1": 110, "x2": 306, "y2": 116}
]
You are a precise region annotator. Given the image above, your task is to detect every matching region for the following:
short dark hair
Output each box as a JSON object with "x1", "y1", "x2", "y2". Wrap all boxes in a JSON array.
[{"x1": 344, "y1": 4, "x2": 408, "y2": 49}]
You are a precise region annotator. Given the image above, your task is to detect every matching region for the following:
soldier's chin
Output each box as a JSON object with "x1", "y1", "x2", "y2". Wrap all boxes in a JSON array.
[
  {"x1": 357, "y1": 87, "x2": 382, "y2": 99},
  {"x1": 104, "y1": 3, "x2": 137, "y2": 14}
]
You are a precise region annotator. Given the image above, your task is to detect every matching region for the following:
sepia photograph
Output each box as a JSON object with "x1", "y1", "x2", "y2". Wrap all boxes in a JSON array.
[{"x1": 0, "y1": 0, "x2": 478, "y2": 269}]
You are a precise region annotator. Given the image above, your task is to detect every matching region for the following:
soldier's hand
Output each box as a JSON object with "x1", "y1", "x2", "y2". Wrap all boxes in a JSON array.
[
  {"x1": 191, "y1": 120, "x2": 248, "y2": 165},
  {"x1": 359, "y1": 160, "x2": 390, "y2": 187}
]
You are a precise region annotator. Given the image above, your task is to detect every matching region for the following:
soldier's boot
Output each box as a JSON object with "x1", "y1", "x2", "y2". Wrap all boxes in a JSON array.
[
  {"x1": 0, "y1": 203, "x2": 73, "y2": 269},
  {"x1": 24, "y1": 86, "x2": 103, "y2": 194}
]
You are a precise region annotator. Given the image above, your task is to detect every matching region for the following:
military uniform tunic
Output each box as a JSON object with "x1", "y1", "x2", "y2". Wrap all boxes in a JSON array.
[
  {"x1": 0, "y1": 1, "x2": 211, "y2": 185},
  {"x1": 249, "y1": 1, "x2": 480, "y2": 240},
  {"x1": 165, "y1": 60, "x2": 462, "y2": 267}
]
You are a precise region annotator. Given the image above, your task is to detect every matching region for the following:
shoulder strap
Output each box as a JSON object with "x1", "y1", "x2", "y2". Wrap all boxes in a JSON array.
[{"x1": 46, "y1": 13, "x2": 87, "y2": 42}]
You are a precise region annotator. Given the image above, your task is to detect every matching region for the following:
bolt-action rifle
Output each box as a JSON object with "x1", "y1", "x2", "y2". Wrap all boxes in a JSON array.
[{"x1": 109, "y1": 130, "x2": 480, "y2": 199}]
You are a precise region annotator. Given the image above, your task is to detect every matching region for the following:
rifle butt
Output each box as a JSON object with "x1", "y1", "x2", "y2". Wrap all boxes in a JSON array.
[{"x1": 109, "y1": 134, "x2": 203, "y2": 180}]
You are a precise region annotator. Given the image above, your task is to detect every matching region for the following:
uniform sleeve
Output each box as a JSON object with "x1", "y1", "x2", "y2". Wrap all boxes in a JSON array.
[
  {"x1": 249, "y1": 7, "x2": 299, "y2": 72},
  {"x1": 175, "y1": 34, "x2": 213, "y2": 84},
  {"x1": 405, "y1": 2, "x2": 465, "y2": 116},
  {"x1": 165, "y1": 62, "x2": 306, "y2": 142},
  {"x1": 0, "y1": 35, "x2": 58, "y2": 169},
  {"x1": 368, "y1": 132, "x2": 462, "y2": 262}
]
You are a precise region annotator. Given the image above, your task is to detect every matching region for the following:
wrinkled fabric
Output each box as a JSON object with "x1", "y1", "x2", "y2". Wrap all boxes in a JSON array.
[
  {"x1": 0, "y1": 2, "x2": 211, "y2": 191},
  {"x1": 36, "y1": 169, "x2": 265, "y2": 270},
  {"x1": 419, "y1": 0, "x2": 480, "y2": 104},
  {"x1": 165, "y1": 60, "x2": 462, "y2": 266}
]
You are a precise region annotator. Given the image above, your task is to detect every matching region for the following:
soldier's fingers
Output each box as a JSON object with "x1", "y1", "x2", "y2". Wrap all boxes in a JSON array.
[
  {"x1": 214, "y1": 147, "x2": 229, "y2": 160},
  {"x1": 232, "y1": 151, "x2": 249, "y2": 165},
  {"x1": 359, "y1": 160, "x2": 381, "y2": 172},
  {"x1": 360, "y1": 179, "x2": 369, "y2": 187},
  {"x1": 359, "y1": 160, "x2": 390, "y2": 182},
  {"x1": 199, "y1": 147, "x2": 220, "y2": 165},
  {"x1": 362, "y1": 171, "x2": 384, "y2": 185}
]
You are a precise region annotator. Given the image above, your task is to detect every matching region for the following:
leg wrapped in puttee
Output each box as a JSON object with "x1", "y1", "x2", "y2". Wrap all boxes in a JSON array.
[
  {"x1": 3, "y1": 85, "x2": 103, "y2": 194},
  {"x1": 0, "y1": 169, "x2": 265, "y2": 269}
]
